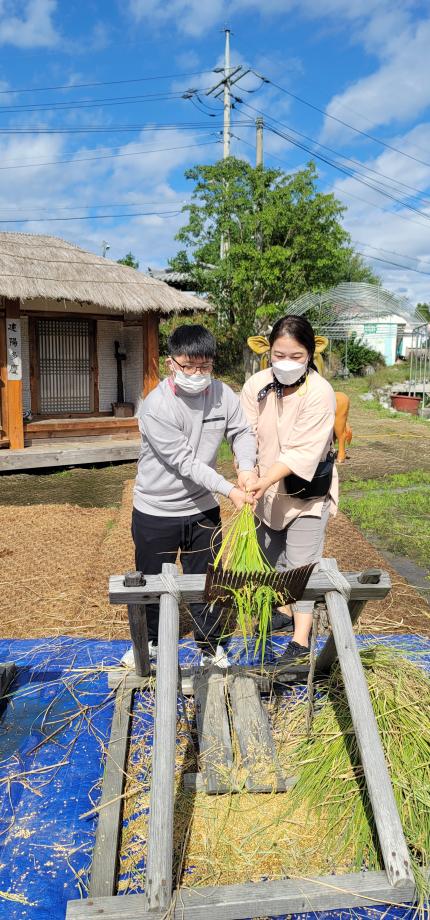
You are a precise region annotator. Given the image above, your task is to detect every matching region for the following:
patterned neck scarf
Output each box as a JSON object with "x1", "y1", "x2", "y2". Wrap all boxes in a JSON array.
[{"x1": 257, "y1": 369, "x2": 309, "y2": 403}]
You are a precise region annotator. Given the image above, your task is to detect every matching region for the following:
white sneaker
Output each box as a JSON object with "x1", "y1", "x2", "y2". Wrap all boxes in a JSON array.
[
  {"x1": 201, "y1": 644, "x2": 229, "y2": 670},
  {"x1": 120, "y1": 641, "x2": 158, "y2": 668}
]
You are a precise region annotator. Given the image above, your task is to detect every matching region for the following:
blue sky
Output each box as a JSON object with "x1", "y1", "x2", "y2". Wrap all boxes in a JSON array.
[{"x1": 1, "y1": 0, "x2": 430, "y2": 304}]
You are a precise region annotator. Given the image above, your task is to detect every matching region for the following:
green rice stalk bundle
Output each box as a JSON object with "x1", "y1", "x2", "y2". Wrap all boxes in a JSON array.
[
  {"x1": 213, "y1": 505, "x2": 281, "y2": 659},
  {"x1": 286, "y1": 645, "x2": 430, "y2": 916}
]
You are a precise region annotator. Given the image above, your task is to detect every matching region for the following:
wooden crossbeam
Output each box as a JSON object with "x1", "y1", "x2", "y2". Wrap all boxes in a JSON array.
[
  {"x1": 109, "y1": 568, "x2": 391, "y2": 606},
  {"x1": 66, "y1": 869, "x2": 418, "y2": 919}
]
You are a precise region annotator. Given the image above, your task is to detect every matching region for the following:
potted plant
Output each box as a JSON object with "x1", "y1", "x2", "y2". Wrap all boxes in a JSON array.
[{"x1": 390, "y1": 393, "x2": 421, "y2": 415}]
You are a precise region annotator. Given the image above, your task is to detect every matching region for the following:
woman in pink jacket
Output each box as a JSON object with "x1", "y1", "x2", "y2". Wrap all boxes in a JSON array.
[{"x1": 240, "y1": 315, "x2": 338, "y2": 665}]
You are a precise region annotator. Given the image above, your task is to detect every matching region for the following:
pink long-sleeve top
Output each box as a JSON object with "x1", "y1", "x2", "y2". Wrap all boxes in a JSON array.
[{"x1": 240, "y1": 368, "x2": 338, "y2": 531}]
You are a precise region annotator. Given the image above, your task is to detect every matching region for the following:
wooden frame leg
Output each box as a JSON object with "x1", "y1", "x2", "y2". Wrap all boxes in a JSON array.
[
  {"x1": 124, "y1": 572, "x2": 150, "y2": 678},
  {"x1": 319, "y1": 558, "x2": 413, "y2": 888},
  {"x1": 145, "y1": 563, "x2": 180, "y2": 911}
]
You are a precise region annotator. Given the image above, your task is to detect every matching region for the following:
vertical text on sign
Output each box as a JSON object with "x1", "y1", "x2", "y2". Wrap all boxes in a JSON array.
[{"x1": 6, "y1": 318, "x2": 22, "y2": 381}]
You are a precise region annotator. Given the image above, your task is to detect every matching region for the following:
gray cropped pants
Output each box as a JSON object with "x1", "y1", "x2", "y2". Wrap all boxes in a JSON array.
[{"x1": 256, "y1": 497, "x2": 331, "y2": 614}]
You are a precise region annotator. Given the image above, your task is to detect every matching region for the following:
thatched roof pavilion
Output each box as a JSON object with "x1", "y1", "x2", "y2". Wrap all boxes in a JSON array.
[
  {"x1": 0, "y1": 232, "x2": 206, "y2": 314},
  {"x1": 0, "y1": 233, "x2": 207, "y2": 454}
]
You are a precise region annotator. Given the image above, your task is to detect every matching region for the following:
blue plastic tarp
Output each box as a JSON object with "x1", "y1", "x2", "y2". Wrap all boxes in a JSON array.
[{"x1": 0, "y1": 634, "x2": 428, "y2": 920}]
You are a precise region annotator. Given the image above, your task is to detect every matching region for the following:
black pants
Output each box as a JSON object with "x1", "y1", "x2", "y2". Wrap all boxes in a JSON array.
[{"x1": 132, "y1": 506, "x2": 223, "y2": 652}]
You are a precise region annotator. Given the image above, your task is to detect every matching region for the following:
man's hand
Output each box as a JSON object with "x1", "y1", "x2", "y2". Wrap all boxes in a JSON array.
[
  {"x1": 229, "y1": 486, "x2": 254, "y2": 511},
  {"x1": 237, "y1": 469, "x2": 259, "y2": 493}
]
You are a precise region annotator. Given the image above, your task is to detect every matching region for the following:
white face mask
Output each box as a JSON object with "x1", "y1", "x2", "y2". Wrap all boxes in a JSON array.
[
  {"x1": 272, "y1": 357, "x2": 308, "y2": 386},
  {"x1": 174, "y1": 368, "x2": 211, "y2": 395}
]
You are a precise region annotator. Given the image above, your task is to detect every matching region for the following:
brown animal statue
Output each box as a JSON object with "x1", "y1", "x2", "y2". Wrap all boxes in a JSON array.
[
  {"x1": 247, "y1": 334, "x2": 353, "y2": 463},
  {"x1": 334, "y1": 392, "x2": 352, "y2": 463}
]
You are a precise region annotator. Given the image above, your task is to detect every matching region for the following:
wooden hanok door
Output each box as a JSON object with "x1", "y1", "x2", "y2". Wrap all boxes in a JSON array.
[{"x1": 29, "y1": 317, "x2": 98, "y2": 417}]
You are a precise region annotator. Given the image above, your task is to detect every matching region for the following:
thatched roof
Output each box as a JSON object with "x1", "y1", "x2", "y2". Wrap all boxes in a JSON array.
[{"x1": 0, "y1": 232, "x2": 208, "y2": 315}]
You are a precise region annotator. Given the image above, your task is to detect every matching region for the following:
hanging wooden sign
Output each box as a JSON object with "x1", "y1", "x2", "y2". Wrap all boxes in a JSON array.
[{"x1": 6, "y1": 318, "x2": 22, "y2": 381}]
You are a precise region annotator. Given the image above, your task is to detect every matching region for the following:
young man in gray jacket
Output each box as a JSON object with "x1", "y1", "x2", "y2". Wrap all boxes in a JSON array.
[{"x1": 122, "y1": 324, "x2": 256, "y2": 669}]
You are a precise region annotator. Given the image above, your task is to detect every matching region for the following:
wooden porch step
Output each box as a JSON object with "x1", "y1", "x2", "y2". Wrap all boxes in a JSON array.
[{"x1": 25, "y1": 416, "x2": 138, "y2": 440}]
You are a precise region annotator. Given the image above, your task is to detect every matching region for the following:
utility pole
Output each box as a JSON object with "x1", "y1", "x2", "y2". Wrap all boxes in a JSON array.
[
  {"x1": 202, "y1": 32, "x2": 250, "y2": 262},
  {"x1": 223, "y1": 28, "x2": 231, "y2": 159},
  {"x1": 256, "y1": 117, "x2": 264, "y2": 167}
]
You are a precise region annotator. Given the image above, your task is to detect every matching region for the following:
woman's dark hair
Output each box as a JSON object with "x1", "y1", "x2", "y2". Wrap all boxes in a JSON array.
[
  {"x1": 269, "y1": 315, "x2": 317, "y2": 370},
  {"x1": 167, "y1": 324, "x2": 216, "y2": 359}
]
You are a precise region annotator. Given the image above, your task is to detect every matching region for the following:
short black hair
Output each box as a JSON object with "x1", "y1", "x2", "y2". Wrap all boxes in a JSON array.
[{"x1": 167, "y1": 324, "x2": 216, "y2": 359}]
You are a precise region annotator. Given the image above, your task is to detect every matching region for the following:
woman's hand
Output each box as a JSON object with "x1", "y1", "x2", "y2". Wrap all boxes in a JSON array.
[
  {"x1": 237, "y1": 469, "x2": 259, "y2": 493},
  {"x1": 249, "y1": 476, "x2": 271, "y2": 501},
  {"x1": 228, "y1": 486, "x2": 254, "y2": 511}
]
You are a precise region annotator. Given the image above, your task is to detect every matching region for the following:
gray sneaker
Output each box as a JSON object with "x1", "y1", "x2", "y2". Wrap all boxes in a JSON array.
[
  {"x1": 201, "y1": 644, "x2": 229, "y2": 669},
  {"x1": 120, "y1": 641, "x2": 158, "y2": 667}
]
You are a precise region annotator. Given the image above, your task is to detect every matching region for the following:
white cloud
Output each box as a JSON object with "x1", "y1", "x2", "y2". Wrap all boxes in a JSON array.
[
  {"x1": 0, "y1": 0, "x2": 59, "y2": 48},
  {"x1": 128, "y1": 0, "x2": 225, "y2": 37},
  {"x1": 127, "y1": 0, "x2": 413, "y2": 41},
  {"x1": 0, "y1": 125, "x2": 218, "y2": 269},
  {"x1": 329, "y1": 123, "x2": 430, "y2": 304},
  {"x1": 322, "y1": 18, "x2": 430, "y2": 142}
]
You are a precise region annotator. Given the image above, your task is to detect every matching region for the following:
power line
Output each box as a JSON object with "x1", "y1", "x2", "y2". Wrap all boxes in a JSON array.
[
  {"x1": 353, "y1": 240, "x2": 430, "y2": 266},
  {"x1": 0, "y1": 138, "x2": 220, "y2": 172},
  {"x1": 233, "y1": 95, "x2": 430, "y2": 212},
  {"x1": 257, "y1": 72, "x2": 430, "y2": 170},
  {"x1": 0, "y1": 88, "x2": 214, "y2": 116},
  {"x1": 265, "y1": 122, "x2": 430, "y2": 224},
  {"x1": 0, "y1": 209, "x2": 184, "y2": 225},
  {"x1": 232, "y1": 129, "x2": 430, "y2": 241},
  {"x1": 334, "y1": 183, "x2": 430, "y2": 231},
  {"x1": 0, "y1": 69, "x2": 214, "y2": 96},
  {"x1": 0, "y1": 119, "x2": 252, "y2": 136},
  {"x1": 357, "y1": 250, "x2": 430, "y2": 276},
  {"x1": 232, "y1": 127, "x2": 428, "y2": 271},
  {"x1": 0, "y1": 197, "x2": 192, "y2": 214}
]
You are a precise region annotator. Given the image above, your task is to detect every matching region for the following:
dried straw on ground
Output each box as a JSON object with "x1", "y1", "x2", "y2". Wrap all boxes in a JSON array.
[
  {"x1": 119, "y1": 647, "x2": 429, "y2": 917},
  {"x1": 1, "y1": 485, "x2": 428, "y2": 639}
]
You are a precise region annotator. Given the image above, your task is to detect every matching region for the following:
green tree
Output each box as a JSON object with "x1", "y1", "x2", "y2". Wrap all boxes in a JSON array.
[
  {"x1": 117, "y1": 251, "x2": 139, "y2": 269},
  {"x1": 416, "y1": 302, "x2": 430, "y2": 322},
  {"x1": 171, "y1": 157, "x2": 378, "y2": 359}
]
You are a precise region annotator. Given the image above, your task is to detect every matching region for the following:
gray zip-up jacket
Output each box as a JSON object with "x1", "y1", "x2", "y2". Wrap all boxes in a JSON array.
[{"x1": 133, "y1": 377, "x2": 256, "y2": 516}]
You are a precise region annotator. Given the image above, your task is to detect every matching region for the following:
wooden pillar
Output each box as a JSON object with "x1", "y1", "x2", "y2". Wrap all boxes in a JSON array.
[
  {"x1": 142, "y1": 312, "x2": 160, "y2": 398},
  {"x1": 3, "y1": 300, "x2": 24, "y2": 449}
]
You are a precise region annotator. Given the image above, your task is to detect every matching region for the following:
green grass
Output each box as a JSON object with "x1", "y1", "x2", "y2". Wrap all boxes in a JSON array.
[
  {"x1": 341, "y1": 470, "x2": 430, "y2": 493},
  {"x1": 218, "y1": 439, "x2": 233, "y2": 463},
  {"x1": 340, "y1": 481, "x2": 430, "y2": 571}
]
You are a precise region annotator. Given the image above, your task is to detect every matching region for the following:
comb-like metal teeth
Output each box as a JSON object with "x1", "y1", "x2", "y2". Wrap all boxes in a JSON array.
[{"x1": 204, "y1": 562, "x2": 317, "y2": 606}]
